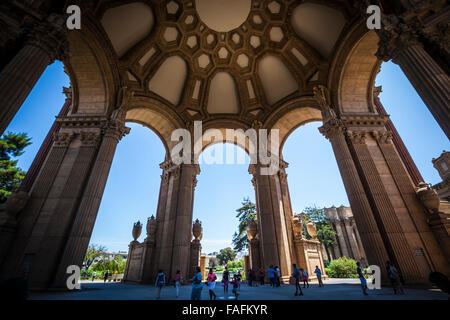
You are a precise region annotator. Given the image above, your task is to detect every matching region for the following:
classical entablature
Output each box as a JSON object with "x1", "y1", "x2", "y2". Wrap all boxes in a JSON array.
[{"x1": 63, "y1": 0, "x2": 368, "y2": 145}]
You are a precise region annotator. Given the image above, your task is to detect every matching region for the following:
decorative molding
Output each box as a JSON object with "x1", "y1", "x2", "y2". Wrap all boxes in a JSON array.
[
  {"x1": 53, "y1": 132, "x2": 74, "y2": 147},
  {"x1": 347, "y1": 130, "x2": 367, "y2": 145}
]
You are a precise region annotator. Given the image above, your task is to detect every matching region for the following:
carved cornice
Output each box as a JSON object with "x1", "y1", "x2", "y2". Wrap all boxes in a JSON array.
[
  {"x1": 56, "y1": 115, "x2": 109, "y2": 128},
  {"x1": 341, "y1": 114, "x2": 390, "y2": 128}
]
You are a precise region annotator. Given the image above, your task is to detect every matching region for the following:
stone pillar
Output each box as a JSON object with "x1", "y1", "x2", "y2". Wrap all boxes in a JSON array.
[
  {"x1": 51, "y1": 118, "x2": 130, "y2": 289},
  {"x1": 154, "y1": 161, "x2": 199, "y2": 282},
  {"x1": 0, "y1": 15, "x2": 67, "y2": 135},
  {"x1": 249, "y1": 163, "x2": 293, "y2": 282},
  {"x1": 171, "y1": 165, "x2": 199, "y2": 280},
  {"x1": 376, "y1": 22, "x2": 450, "y2": 139},
  {"x1": 313, "y1": 86, "x2": 390, "y2": 279},
  {"x1": 0, "y1": 131, "x2": 74, "y2": 280}
]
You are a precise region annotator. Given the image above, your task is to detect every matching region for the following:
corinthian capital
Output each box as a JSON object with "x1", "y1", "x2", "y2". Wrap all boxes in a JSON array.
[
  {"x1": 318, "y1": 118, "x2": 345, "y2": 140},
  {"x1": 347, "y1": 130, "x2": 367, "y2": 145},
  {"x1": 375, "y1": 17, "x2": 423, "y2": 62},
  {"x1": 313, "y1": 85, "x2": 338, "y2": 123},
  {"x1": 53, "y1": 132, "x2": 74, "y2": 147},
  {"x1": 103, "y1": 119, "x2": 130, "y2": 141},
  {"x1": 372, "y1": 130, "x2": 393, "y2": 145},
  {"x1": 24, "y1": 14, "x2": 68, "y2": 61}
]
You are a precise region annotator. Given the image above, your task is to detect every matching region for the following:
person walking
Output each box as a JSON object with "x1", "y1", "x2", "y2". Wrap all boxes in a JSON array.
[
  {"x1": 275, "y1": 266, "x2": 281, "y2": 287},
  {"x1": 266, "y1": 265, "x2": 276, "y2": 287},
  {"x1": 222, "y1": 267, "x2": 230, "y2": 294},
  {"x1": 103, "y1": 271, "x2": 109, "y2": 283},
  {"x1": 173, "y1": 270, "x2": 183, "y2": 298},
  {"x1": 231, "y1": 275, "x2": 240, "y2": 300},
  {"x1": 236, "y1": 270, "x2": 242, "y2": 290},
  {"x1": 92, "y1": 271, "x2": 96, "y2": 282},
  {"x1": 389, "y1": 262, "x2": 404, "y2": 295},
  {"x1": 248, "y1": 269, "x2": 253, "y2": 287},
  {"x1": 356, "y1": 262, "x2": 368, "y2": 296},
  {"x1": 300, "y1": 268, "x2": 309, "y2": 288},
  {"x1": 314, "y1": 266, "x2": 323, "y2": 287},
  {"x1": 207, "y1": 268, "x2": 217, "y2": 300},
  {"x1": 292, "y1": 264, "x2": 303, "y2": 296},
  {"x1": 191, "y1": 266, "x2": 203, "y2": 300},
  {"x1": 259, "y1": 268, "x2": 265, "y2": 286},
  {"x1": 155, "y1": 269, "x2": 166, "y2": 299}
]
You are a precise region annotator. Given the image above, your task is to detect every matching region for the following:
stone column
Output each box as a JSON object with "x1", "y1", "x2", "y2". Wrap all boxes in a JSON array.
[
  {"x1": 334, "y1": 219, "x2": 350, "y2": 258},
  {"x1": 51, "y1": 119, "x2": 129, "y2": 289},
  {"x1": 343, "y1": 218, "x2": 361, "y2": 260},
  {"x1": 154, "y1": 161, "x2": 199, "y2": 282},
  {"x1": 249, "y1": 164, "x2": 281, "y2": 276},
  {"x1": 313, "y1": 85, "x2": 390, "y2": 278},
  {"x1": 346, "y1": 129, "x2": 424, "y2": 282},
  {"x1": 376, "y1": 22, "x2": 450, "y2": 138},
  {"x1": 0, "y1": 15, "x2": 67, "y2": 135},
  {"x1": 0, "y1": 131, "x2": 74, "y2": 279},
  {"x1": 171, "y1": 165, "x2": 199, "y2": 280},
  {"x1": 373, "y1": 130, "x2": 450, "y2": 273}
]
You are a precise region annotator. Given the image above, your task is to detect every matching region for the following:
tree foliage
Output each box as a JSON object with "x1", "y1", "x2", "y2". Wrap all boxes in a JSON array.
[
  {"x1": 83, "y1": 244, "x2": 107, "y2": 270},
  {"x1": 231, "y1": 197, "x2": 257, "y2": 252},
  {"x1": 0, "y1": 132, "x2": 31, "y2": 203},
  {"x1": 92, "y1": 254, "x2": 126, "y2": 273},
  {"x1": 216, "y1": 247, "x2": 237, "y2": 266},
  {"x1": 326, "y1": 257, "x2": 358, "y2": 278}
]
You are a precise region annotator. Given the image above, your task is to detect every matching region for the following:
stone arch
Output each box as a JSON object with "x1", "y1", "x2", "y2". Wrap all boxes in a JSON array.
[
  {"x1": 333, "y1": 27, "x2": 381, "y2": 114},
  {"x1": 264, "y1": 98, "x2": 322, "y2": 157}
]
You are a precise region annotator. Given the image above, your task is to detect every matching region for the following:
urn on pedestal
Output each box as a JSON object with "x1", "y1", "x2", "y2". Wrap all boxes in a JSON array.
[
  {"x1": 132, "y1": 221, "x2": 142, "y2": 242},
  {"x1": 192, "y1": 219, "x2": 203, "y2": 241}
]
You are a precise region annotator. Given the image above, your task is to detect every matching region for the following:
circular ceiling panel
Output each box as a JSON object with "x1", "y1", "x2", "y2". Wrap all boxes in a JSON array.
[{"x1": 195, "y1": 0, "x2": 251, "y2": 32}]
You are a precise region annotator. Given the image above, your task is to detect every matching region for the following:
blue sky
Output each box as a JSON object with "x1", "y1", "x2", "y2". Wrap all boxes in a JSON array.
[{"x1": 5, "y1": 61, "x2": 449, "y2": 254}]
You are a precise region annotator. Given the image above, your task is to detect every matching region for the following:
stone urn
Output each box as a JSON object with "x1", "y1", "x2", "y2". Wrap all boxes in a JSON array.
[
  {"x1": 306, "y1": 220, "x2": 317, "y2": 239},
  {"x1": 192, "y1": 219, "x2": 203, "y2": 240},
  {"x1": 246, "y1": 220, "x2": 258, "y2": 240},
  {"x1": 292, "y1": 215, "x2": 304, "y2": 240},
  {"x1": 146, "y1": 215, "x2": 157, "y2": 238},
  {"x1": 132, "y1": 221, "x2": 142, "y2": 241},
  {"x1": 416, "y1": 182, "x2": 440, "y2": 213}
]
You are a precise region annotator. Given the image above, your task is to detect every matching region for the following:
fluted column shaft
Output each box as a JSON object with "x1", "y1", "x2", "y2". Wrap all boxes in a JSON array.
[
  {"x1": 319, "y1": 120, "x2": 390, "y2": 276},
  {"x1": 171, "y1": 164, "x2": 198, "y2": 280},
  {"x1": 0, "y1": 17, "x2": 67, "y2": 135},
  {"x1": 347, "y1": 130, "x2": 423, "y2": 282},
  {"x1": 0, "y1": 132, "x2": 73, "y2": 278},
  {"x1": 51, "y1": 120, "x2": 129, "y2": 288}
]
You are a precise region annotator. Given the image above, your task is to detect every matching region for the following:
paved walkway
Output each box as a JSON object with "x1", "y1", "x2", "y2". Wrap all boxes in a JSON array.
[{"x1": 30, "y1": 278, "x2": 447, "y2": 300}]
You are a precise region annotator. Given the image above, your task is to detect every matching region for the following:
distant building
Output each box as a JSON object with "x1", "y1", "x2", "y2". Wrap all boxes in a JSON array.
[{"x1": 323, "y1": 206, "x2": 366, "y2": 265}]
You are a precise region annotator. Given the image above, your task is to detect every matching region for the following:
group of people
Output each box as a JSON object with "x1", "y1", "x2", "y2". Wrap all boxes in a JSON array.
[{"x1": 291, "y1": 264, "x2": 324, "y2": 296}]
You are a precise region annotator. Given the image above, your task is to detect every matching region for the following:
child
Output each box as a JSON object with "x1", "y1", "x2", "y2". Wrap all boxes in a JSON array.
[
  {"x1": 173, "y1": 270, "x2": 182, "y2": 298},
  {"x1": 231, "y1": 276, "x2": 240, "y2": 300}
]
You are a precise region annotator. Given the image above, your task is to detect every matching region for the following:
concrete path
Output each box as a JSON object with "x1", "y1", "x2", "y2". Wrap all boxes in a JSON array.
[{"x1": 30, "y1": 278, "x2": 448, "y2": 300}]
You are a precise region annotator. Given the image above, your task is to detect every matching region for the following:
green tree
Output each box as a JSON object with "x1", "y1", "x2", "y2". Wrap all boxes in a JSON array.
[
  {"x1": 302, "y1": 206, "x2": 337, "y2": 261},
  {"x1": 216, "y1": 247, "x2": 237, "y2": 266},
  {"x1": 83, "y1": 244, "x2": 107, "y2": 270},
  {"x1": 0, "y1": 132, "x2": 31, "y2": 203},
  {"x1": 231, "y1": 197, "x2": 257, "y2": 252},
  {"x1": 327, "y1": 257, "x2": 357, "y2": 278}
]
